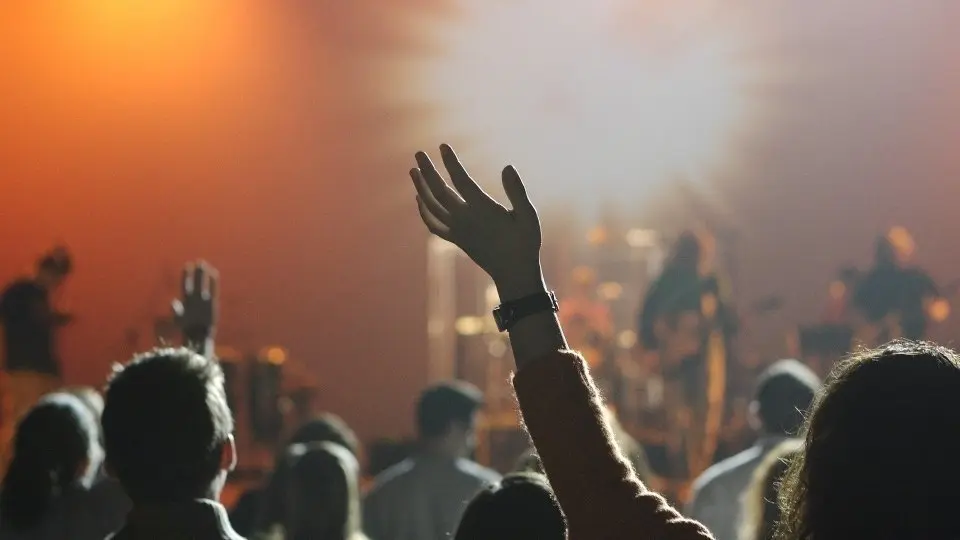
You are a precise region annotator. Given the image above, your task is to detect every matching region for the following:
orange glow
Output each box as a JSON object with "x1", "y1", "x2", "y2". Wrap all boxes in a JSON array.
[
  {"x1": 587, "y1": 227, "x2": 609, "y2": 245},
  {"x1": 262, "y1": 347, "x2": 288, "y2": 365},
  {"x1": 829, "y1": 280, "x2": 847, "y2": 300},
  {"x1": 929, "y1": 299, "x2": 950, "y2": 323},
  {"x1": 887, "y1": 226, "x2": 916, "y2": 261},
  {"x1": 0, "y1": 2, "x2": 420, "y2": 443}
]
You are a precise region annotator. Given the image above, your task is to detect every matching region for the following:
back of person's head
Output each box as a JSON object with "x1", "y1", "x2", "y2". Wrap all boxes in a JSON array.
[
  {"x1": 101, "y1": 347, "x2": 234, "y2": 504},
  {"x1": 64, "y1": 386, "x2": 104, "y2": 420},
  {"x1": 257, "y1": 415, "x2": 362, "y2": 531},
  {"x1": 0, "y1": 393, "x2": 101, "y2": 531},
  {"x1": 740, "y1": 438, "x2": 802, "y2": 540},
  {"x1": 415, "y1": 381, "x2": 483, "y2": 440},
  {"x1": 875, "y1": 234, "x2": 898, "y2": 267},
  {"x1": 753, "y1": 359, "x2": 820, "y2": 437},
  {"x1": 280, "y1": 442, "x2": 363, "y2": 540},
  {"x1": 288, "y1": 413, "x2": 360, "y2": 458},
  {"x1": 672, "y1": 231, "x2": 702, "y2": 270},
  {"x1": 778, "y1": 341, "x2": 960, "y2": 540},
  {"x1": 35, "y1": 247, "x2": 72, "y2": 284},
  {"x1": 455, "y1": 472, "x2": 565, "y2": 540}
]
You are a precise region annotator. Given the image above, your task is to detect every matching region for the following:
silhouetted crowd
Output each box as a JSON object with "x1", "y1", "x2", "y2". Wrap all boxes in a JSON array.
[{"x1": 2, "y1": 145, "x2": 958, "y2": 540}]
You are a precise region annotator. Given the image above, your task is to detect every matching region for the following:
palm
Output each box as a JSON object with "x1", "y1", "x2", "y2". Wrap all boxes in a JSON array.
[
  {"x1": 411, "y1": 145, "x2": 542, "y2": 285},
  {"x1": 172, "y1": 261, "x2": 219, "y2": 338}
]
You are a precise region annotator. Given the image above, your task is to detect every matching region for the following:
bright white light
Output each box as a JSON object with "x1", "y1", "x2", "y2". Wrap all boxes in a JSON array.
[{"x1": 386, "y1": 0, "x2": 764, "y2": 209}]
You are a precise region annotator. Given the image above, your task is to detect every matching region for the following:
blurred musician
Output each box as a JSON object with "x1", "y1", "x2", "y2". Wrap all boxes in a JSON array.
[
  {"x1": 638, "y1": 230, "x2": 736, "y2": 480},
  {"x1": 0, "y1": 247, "x2": 74, "y2": 462},
  {"x1": 852, "y1": 227, "x2": 948, "y2": 346},
  {"x1": 639, "y1": 231, "x2": 737, "y2": 367}
]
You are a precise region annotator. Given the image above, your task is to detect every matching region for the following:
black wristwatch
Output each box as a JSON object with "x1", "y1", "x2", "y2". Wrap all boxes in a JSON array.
[{"x1": 493, "y1": 291, "x2": 559, "y2": 332}]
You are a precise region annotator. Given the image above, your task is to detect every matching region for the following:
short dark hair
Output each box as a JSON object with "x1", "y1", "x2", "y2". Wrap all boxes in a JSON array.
[
  {"x1": 778, "y1": 341, "x2": 960, "y2": 540},
  {"x1": 455, "y1": 472, "x2": 565, "y2": 540},
  {"x1": 102, "y1": 347, "x2": 233, "y2": 503},
  {"x1": 288, "y1": 413, "x2": 360, "y2": 458},
  {"x1": 754, "y1": 359, "x2": 820, "y2": 436},
  {"x1": 416, "y1": 381, "x2": 483, "y2": 438}
]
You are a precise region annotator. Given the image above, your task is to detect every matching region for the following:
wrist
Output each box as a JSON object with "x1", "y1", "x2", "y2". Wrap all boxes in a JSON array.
[
  {"x1": 183, "y1": 327, "x2": 214, "y2": 352},
  {"x1": 494, "y1": 269, "x2": 547, "y2": 303}
]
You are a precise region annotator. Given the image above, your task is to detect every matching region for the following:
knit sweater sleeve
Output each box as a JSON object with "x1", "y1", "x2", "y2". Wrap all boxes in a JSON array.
[{"x1": 512, "y1": 350, "x2": 714, "y2": 540}]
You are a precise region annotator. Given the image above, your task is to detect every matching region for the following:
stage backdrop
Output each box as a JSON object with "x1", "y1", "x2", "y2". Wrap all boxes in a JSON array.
[{"x1": 3, "y1": 0, "x2": 960, "y2": 442}]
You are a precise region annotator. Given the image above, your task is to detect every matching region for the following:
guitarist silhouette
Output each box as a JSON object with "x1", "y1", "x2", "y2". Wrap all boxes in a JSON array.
[
  {"x1": 638, "y1": 230, "x2": 737, "y2": 481},
  {"x1": 852, "y1": 229, "x2": 947, "y2": 347}
]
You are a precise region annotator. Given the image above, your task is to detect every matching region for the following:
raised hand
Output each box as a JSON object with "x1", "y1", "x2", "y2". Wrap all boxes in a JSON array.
[
  {"x1": 412, "y1": 144, "x2": 545, "y2": 300},
  {"x1": 172, "y1": 261, "x2": 219, "y2": 354}
]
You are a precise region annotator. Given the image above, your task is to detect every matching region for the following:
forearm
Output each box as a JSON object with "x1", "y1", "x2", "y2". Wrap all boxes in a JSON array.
[{"x1": 495, "y1": 270, "x2": 568, "y2": 370}]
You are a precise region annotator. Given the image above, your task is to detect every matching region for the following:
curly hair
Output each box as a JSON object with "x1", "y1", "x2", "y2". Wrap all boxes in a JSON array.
[{"x1": 777, "y1": 340, "x2": 960, "y2": 540}]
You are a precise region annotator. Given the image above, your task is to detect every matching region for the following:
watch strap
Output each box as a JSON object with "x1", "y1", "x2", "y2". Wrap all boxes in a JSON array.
[{"x1": 493, "y1": 291, "x2": 559, "y2": 332}]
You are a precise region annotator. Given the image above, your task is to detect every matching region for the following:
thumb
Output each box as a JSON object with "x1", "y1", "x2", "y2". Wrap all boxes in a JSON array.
[
  {"x1": 501, "y1": 165, "x2": 537, "y2": 218},
  {"x1": 171, "y1": 299, "x2": 185, "y2": 322}
]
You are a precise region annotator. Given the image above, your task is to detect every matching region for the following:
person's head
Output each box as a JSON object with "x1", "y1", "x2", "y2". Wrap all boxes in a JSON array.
[
  {"x1": 64, "y1": 386, "x2": 106, "y2": 457},
  {"x1": 416, "y1": 381, "x2": 483, "y2": 458},
  {"x1": 455, "y1": 472, "x2": 565, "y2": 540},
  {"x1": 0, "y1": 393, "x2": 102, "y2": 531},
  {"x1": 671, "y1": 231, "x2": 702, "y2": 271},
  {"x1": 34, "y1": 248, "x2": 71, "y2": 290},
  {"x1": 279, "y1": 442, "x2": 362, "y2": 540},
  {"x1": 288, "y1": 413, "x2": 360, "y2": 458},
  {"x1": 778, "y1": 341, "x2": 960, "y2": 540},
  {"x1": 64, "y1": 386, "x2": 104, "y2": 420},
  {"x1": 256, "y1": 413, "x2": 360, "y2": 530},
  {"x1": 750, "y1": 359, "x2": 820, "y2": 437},
  {"x1": 101, "y1": 347, "x2": 235, "y2": 504},
  {"x1": 874, "y1": 227, "x2": 915, "y2": 268},
  {"x1": 740, "y1": 438, "x2": 802, "y2": 540},
  {"x1": 255, "y1": 413, "x2": 363, "y2": 530},
  {"x1": 874, "y1": 234, "x2": 898, "y2": 268}
]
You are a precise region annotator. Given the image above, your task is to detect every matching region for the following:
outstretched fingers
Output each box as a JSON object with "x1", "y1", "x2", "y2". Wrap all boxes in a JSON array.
[
  {"x1": 501, "y1": 165, "x2": 537, "y2": 219},
  {"x1": 415, "y1": 151, "x2": 465, "y2": 211},
  {"x1": 439, "y1": 144, "x2": 497, "y2": 207},
  {"x1": 203, "y1": 265, "x2": 219, "y2": 301},
  {"x1": 417, "y1": 196, "x2": 453, "y2": 241},
  {"x1": 411, "y1": 168, "x2": 451, "y2": 224},
  {"x1": 182, "y1": 264, "x2": 195, "y2": 296}
]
